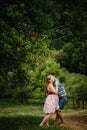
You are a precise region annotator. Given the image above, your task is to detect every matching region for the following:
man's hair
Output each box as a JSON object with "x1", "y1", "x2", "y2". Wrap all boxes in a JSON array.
[
  {"x1": 49, "y1": 72, "x2": 55, "y2": 76},
  {"x1": 59, "y1": 76, "x2": 66, "y2": 83}
]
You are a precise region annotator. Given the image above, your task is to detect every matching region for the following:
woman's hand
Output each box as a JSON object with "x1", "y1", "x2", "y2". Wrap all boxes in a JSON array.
[{"x1": 49, "y1": 84, "x2": 58, "y2": 95}]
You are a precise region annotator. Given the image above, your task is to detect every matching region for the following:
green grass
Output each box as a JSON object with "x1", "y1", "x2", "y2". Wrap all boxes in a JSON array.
[
  {"x1": 0, "y1": 99, "x2": 43, "y2": 117},
  {"x1": 0, "y1": 116, "x2": 71, "y2": 130},
  {"x1": 0, "y1": 99, "x2": 78, "y2": 130}
]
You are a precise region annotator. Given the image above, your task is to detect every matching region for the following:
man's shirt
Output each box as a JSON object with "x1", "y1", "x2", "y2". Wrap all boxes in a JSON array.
[{"x1": 58, "y1": 82, "x2": 66, "y2": 97}]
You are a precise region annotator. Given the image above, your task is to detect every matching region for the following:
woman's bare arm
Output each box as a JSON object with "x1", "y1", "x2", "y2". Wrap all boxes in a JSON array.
[{"x1": 49, "y1": 84, "x2": 58, "y2": 94}]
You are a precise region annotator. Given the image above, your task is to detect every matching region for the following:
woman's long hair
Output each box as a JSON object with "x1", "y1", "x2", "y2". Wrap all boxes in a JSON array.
[{"x1": 45, "y1": 75, "x2": 51, "y2": 94}]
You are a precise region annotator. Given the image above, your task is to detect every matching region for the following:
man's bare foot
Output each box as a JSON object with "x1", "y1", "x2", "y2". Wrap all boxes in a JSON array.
[
  {"x1": 60, "y1": 123, "x2": 64, "y2": 126},
  {"x1": 54, "y1": 120, "x2": 59, "y2": 125}
]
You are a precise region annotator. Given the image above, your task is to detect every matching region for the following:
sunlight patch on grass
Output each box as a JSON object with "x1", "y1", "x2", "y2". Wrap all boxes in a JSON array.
[{"x1": 0, "y1": 104, "x2": 44, "y2": 117}]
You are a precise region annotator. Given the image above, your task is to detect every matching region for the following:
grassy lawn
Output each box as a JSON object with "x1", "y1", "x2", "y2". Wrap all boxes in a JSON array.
[
  {"x1": 0, "y1": 99, "x2": 43, "y2": 117},
  {"x1": 0, "y1": 99, "x2": 85, "y2": 130}
]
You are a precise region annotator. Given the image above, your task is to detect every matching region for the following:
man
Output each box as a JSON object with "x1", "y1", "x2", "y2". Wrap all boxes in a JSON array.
[{"x1": 50, "y1": 73, "x2": 67, "y2": 126}]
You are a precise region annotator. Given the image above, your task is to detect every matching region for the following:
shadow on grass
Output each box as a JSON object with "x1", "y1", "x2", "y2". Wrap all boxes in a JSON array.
[
  {"x1": 0, "y1": 115, "x2": 70, "y2": 130},
  {"x1": 0, "y1": 115, "x2": 40, "y2": 130}
]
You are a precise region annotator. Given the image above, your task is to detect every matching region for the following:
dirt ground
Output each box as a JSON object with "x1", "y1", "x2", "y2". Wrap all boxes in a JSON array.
[
  {"x1": 64, "y1": 113, "x2": 87, "y2": 130},
  {"x1": 52, "y1": 110, "x2": 87, "y2": 130},
  {"x1": 53, "y1": 110, "x2": 87, "y2": 130}
]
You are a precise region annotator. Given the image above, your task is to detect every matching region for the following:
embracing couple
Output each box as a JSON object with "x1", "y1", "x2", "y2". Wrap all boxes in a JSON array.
[{"x1": 39, "y1": 73, "x2": 67, "y2": 126}]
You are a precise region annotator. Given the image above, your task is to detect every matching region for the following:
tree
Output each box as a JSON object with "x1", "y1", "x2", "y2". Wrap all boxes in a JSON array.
[
  {"x1": 57, "y1": 42, "x2": 87, "y2": 75},
  {"x1": 66, "y1": 73, "x2": 87, "y2": 109}
]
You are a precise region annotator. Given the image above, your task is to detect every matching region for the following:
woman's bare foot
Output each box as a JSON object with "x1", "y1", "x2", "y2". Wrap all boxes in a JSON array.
[
  {"x1": 45, "y1": 121, "x2": 49, "y2": 126},
  {"x1": 46, "y1": 124, "x2": 49, "y2": 127}
]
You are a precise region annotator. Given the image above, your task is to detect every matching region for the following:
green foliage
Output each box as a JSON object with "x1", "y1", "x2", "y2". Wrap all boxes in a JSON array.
[
  {"x1": 0, "y1": 0, "x2": 87, "y2": 102},
  {"x1": 65, "y1": 73, "x2": 87, "y2": 108},
  {"x1": 0, "y1": 0, "x2": 54, "y2": 100},
  {"x1": 29, "y1": 56, "x2": 61, "y2": 98},
  {"x1": 57, "y1": 42, "x2": 87, "y2": 75},
  {"x1": 30, "y1": 9, "x2": 54, "y2": 32}
]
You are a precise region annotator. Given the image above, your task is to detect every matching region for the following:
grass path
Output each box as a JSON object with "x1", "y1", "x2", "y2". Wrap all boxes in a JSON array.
[{"x1": 0, "y1": 99, "x2": 87, "y2": 130}]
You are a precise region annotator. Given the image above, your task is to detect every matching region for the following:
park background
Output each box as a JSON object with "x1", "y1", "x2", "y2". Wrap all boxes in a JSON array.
[{"x1": 0, "y1": 0, "x2": 87, "y2": 130}]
